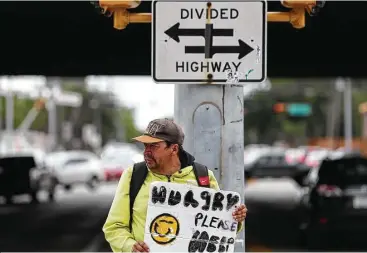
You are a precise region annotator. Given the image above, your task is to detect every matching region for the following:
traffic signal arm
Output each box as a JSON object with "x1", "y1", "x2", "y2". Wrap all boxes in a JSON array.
[{"x1": 112, "y1": 9, "x2": 151, "y2": 30}]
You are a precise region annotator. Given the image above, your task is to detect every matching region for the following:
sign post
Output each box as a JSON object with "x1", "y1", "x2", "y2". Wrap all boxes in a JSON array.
[{"x1": 152, "y1": 0, "x2": 267, "y2": 251}]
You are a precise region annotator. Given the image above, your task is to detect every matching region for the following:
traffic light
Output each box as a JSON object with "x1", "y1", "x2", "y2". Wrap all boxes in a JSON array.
[
  {"x1": 359, "y1": 102, "x2": 367, "y2": 114},
  {"x1": 95, "y1": 0, "x2": 151, "y2": 30},
  {"x1": 266, "y1": 0, "x2": 325, "y2": 28},
  {"x1": 273, "y1": 103, "x2": 286, "y2": 113},
  {"x1": 282, "y1": 0, "x2": 325, "y2": 16},
  {"x1": 273, "y1": 102, "x2": 312, "y2": 117},
  {"x1": 34, "y1": 99, "x2": 46, "y2": 110},
  {"x1": 99, "y1": 0, "x2": 141, "y2": 9}
]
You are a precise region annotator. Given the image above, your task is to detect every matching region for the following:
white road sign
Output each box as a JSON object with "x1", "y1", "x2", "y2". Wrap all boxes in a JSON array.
[{"x1": 152, "y1": 0, "x2": 267, "y2": 84}]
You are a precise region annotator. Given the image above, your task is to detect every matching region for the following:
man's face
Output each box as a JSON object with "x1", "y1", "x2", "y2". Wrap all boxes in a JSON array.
[{"x1": 143, "y1": 141, "x2": 174, "y2": 170}]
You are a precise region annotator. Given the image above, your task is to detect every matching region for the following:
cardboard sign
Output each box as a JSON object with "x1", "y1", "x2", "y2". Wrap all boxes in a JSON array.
[{"x1": 144, "y1": 181, "x2": 241, "y2": 253}]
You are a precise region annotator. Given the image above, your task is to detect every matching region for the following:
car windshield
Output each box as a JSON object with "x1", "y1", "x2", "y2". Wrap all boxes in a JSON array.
[
  {"x1": 318, "y1": 157, "x2": 367, "y2": 187},
  {"x1": 44, "y1": 152, "x2": 70, "y2": 166}
]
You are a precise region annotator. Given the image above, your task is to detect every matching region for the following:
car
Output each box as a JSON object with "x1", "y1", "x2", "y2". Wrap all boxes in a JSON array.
[
  {"x1": 101, "y1": 150, "x2": 144, "y2": 181},
  {"x1": 244, "y1": 148, "x2": 311, "y2": 185},
  {"x1": 299, "y1": 153, "x2": 367, "y2": 249},
  {"x1": 0, "y1": 152, "x2": 57, "y2": 204},
  {"x1": 45, "y1": 150, "x2": 104, "y2": 191}
]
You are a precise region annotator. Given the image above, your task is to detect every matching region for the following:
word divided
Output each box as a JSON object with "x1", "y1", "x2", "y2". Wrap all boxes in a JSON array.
[{"x1": 181, "y1": 8, "x2": 239, "y2": 20}]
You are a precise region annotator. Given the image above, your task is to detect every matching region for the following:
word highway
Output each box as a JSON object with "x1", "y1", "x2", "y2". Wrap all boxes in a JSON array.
[{"x1": 176, "y1": 61, "x2": 242, "y2": 73}]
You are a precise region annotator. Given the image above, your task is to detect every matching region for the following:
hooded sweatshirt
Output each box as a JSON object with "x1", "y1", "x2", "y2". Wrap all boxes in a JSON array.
[{"x1": 102, "y1": 150, "x2": 243, "y2": 252}]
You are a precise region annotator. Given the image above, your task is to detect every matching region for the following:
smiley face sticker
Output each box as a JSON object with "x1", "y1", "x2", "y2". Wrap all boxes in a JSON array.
[{"x1": 149, "y1": 213, "x2": 180, "y2": 245}]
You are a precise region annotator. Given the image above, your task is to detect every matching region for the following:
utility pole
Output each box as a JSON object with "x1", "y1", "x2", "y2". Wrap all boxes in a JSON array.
[
  {"x1": 5, "y1": 91, "x2": 14, "y2": 133},
  {"x1": 343, "y1": 78, "x2": 353, "y2": 151},
  {"x1": 174, "y1": 84, "x2": 245, "y2": 248},
  {"x1": 47, "y1": 77, "x2": 59, "y2": 151},
  {"x1": 327, "y1": 79, "x2": 343, "y2": 148},
  {"x1": 94, "y1": 0, "x2": 323, "y2": 252}
]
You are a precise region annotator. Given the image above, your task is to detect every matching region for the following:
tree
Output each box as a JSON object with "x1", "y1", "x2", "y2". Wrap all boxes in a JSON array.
[
  {"x1": 61, "y1": 82, "x2": 141, "y2": 149},
  {"x1": 0, "y1": 80, "x2": 141, "y2": 151}
]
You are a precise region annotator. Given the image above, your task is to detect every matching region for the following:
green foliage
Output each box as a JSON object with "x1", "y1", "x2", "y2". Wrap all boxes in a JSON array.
[
  {"x1": 244, "y1": 78, "x2": 367, "y2": 145},
  {"x1": 0, "y1": 81, "x2": 140, "y2": 149}
]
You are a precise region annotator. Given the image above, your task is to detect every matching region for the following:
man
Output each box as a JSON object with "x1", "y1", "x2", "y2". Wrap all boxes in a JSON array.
[{"x1": 103, "y1": 118, "x2": 247, "y2": 253}]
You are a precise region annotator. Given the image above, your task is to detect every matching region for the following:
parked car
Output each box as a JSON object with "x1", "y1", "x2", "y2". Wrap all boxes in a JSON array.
[
  {"x1": 299, "y1": 153, "x2": 367, "y2": 249},
  {"x1": 245, "y1": 148, "x2": 311, "y2": 185},
  {"x1": 45, "y1": 150, "x2": 104, "y2": 191},
  {"x1": 101, "y1": 148, "x2": 144, "y2": 181},
  {"x1": 0, "y1": 152, "x2": 57, "y2": 204}
]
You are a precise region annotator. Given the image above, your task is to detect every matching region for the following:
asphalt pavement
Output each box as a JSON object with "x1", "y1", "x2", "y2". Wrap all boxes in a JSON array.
[
  {"x1": 0, "y1": 182, "x2": 117, "y2": 252},
  {"x1": 0, "y1": 178, "x2": 318, "y2": 252},
  {"x1": 0, "y1": 178, "x2": 299, "y2": 252}
]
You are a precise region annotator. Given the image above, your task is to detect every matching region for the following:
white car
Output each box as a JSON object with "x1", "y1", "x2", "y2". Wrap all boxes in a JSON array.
[{"x1": 45, "y1": 150, "x2": 104, "y2": 191}]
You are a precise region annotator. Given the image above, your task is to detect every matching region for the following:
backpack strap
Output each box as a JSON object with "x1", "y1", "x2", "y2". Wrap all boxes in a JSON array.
[
  {"x1": 193, "y1": 162, "x2": 210, "y2": 188},
  {"x1": 129, "y1": 161, "x2": 148, "y2": 231}
]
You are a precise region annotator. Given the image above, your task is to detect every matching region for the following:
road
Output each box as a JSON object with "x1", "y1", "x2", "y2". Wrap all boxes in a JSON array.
[
  {"x1": 0, "y1": 178, "x2": 301, "y2": 252},
  {"x1": 0, "y1": 183, "x2": 116, "y2": 252},
  {"x1": 0, "y1": 179, "x2": 305, "y2": 252},
  {"x1": 245, "y1": 178, "x2": 305, "y2": 252},
  {"x1": 1, "y1": 177, "x2": 352, "y2": 252}
]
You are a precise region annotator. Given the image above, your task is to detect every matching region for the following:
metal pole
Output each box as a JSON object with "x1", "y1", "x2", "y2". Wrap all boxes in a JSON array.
[
  {"x1": 363, "y1": 113, "x2": 367, "y2": 139},
  {"x1": 18, "y1": 107, "x2": 41, "y2": 131},
  {"x1": 5, "y1": 92, "x2": 14, "y2": 133},
  {"x1": 344, "y1": 78, "x2": 353, "y2": 151},
  {"x1": 0, "y1": 96, "x2": 2, "y2": 131},
  {"x1": 174, "y1": 83, "x2": 245, "y2": 252},
  {"x1": 47, "y1": 78, "x2": 58, "y2": 150}
]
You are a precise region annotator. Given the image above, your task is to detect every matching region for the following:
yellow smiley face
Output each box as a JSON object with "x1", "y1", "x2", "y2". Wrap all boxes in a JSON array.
[{"x1": 150, "y1": 213, "x2": 180, "y2": 245}]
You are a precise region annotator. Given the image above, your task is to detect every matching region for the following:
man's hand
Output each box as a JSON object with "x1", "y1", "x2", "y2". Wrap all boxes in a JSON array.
[
  {"x1": 232, "y1": 204, "x2": 247, "y2": 223},
  {"x1": 132, "y1": 241, "x2": 150, "y2": 252}
]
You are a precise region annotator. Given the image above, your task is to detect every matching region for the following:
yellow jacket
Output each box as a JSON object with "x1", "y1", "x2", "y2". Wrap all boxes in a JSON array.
[{"x1": 103, "y1": 164, "x2": 243, "y2": 252}]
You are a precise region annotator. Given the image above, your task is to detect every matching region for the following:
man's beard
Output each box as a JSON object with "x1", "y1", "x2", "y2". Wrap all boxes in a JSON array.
[{"x1": 144, "y1": 155, "x2": 157, "y2": 169}]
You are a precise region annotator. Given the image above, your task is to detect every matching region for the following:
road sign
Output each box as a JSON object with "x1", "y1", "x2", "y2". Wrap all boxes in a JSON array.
[
  {"x1": 287, "y1": 103, "x2": 312, "y2": 117},
  {"x1": 152, "y1": 0, "x2": 267, "y2": 84}
]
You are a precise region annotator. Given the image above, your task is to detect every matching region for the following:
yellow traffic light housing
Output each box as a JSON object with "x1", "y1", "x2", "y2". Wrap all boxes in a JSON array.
[
  {"x1": 268, "y1": 0, "x2": 324, "y2": 29},
  {"x1": 97, "y1": 0, "x2": 151, "y2": 30},
  {"x1": 93, "y1": 0, "x2": 324, "y2": 30},
  {"x1": 99, "y1": 0, "x2": 141, "y2": 9}
]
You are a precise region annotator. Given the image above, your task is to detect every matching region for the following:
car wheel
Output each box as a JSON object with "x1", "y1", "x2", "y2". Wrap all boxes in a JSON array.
[
  {"x1": 87, "y1": 176, "x2": 99, "y2": 191},
  {"x1": 48, "y1": 179, "x2": 57, "y2": 202},
  {"x1": 5, "y1": 195, "x2": 13, "y2": 205},
  {"x1": 30, "y1": 191, "x2": 40, "y2": 204}
]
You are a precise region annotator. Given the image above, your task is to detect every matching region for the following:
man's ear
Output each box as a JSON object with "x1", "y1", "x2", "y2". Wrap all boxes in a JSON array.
[{"x1": 172, "y1": 144, "x2": 179, "y2": 155}]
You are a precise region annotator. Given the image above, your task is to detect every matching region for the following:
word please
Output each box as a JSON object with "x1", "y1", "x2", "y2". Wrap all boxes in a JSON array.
[
  {"x1": 151, "y1": 186, "x2": 240, "y2": 211},
  {"x1": 195, "y1": 212, "x2": 237, "y2": 232}
]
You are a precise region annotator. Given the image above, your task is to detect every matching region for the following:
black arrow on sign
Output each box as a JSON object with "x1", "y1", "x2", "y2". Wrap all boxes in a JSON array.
[
  {"x1": 185, "y1": 39, "x2": 254, "y2": 60},
  {"x1": 164, "y1": 22, "x2": 233, "y2": 43}
]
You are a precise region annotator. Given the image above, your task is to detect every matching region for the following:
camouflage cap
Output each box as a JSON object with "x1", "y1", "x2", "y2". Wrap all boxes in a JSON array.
[{"x1": 132, "y1": 118, "x2": 184, "y2": 145}]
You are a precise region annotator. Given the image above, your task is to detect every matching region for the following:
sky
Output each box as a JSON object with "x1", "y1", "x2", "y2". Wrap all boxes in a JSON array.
[
  {"x1": 0, "y1": 76, "x2": 269, "y2": 132},
  {"x1": 86, "y1": 76, "x2": 175, "y2": 131},
  {"x1": 0, "y1": 76, "x2": 175, "y2": 132}
]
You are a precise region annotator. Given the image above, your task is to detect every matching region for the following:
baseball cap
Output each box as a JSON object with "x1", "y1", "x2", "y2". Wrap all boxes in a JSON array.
[{"x1": 132, "y1": 118, "x2": 185, "y2": 145}]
